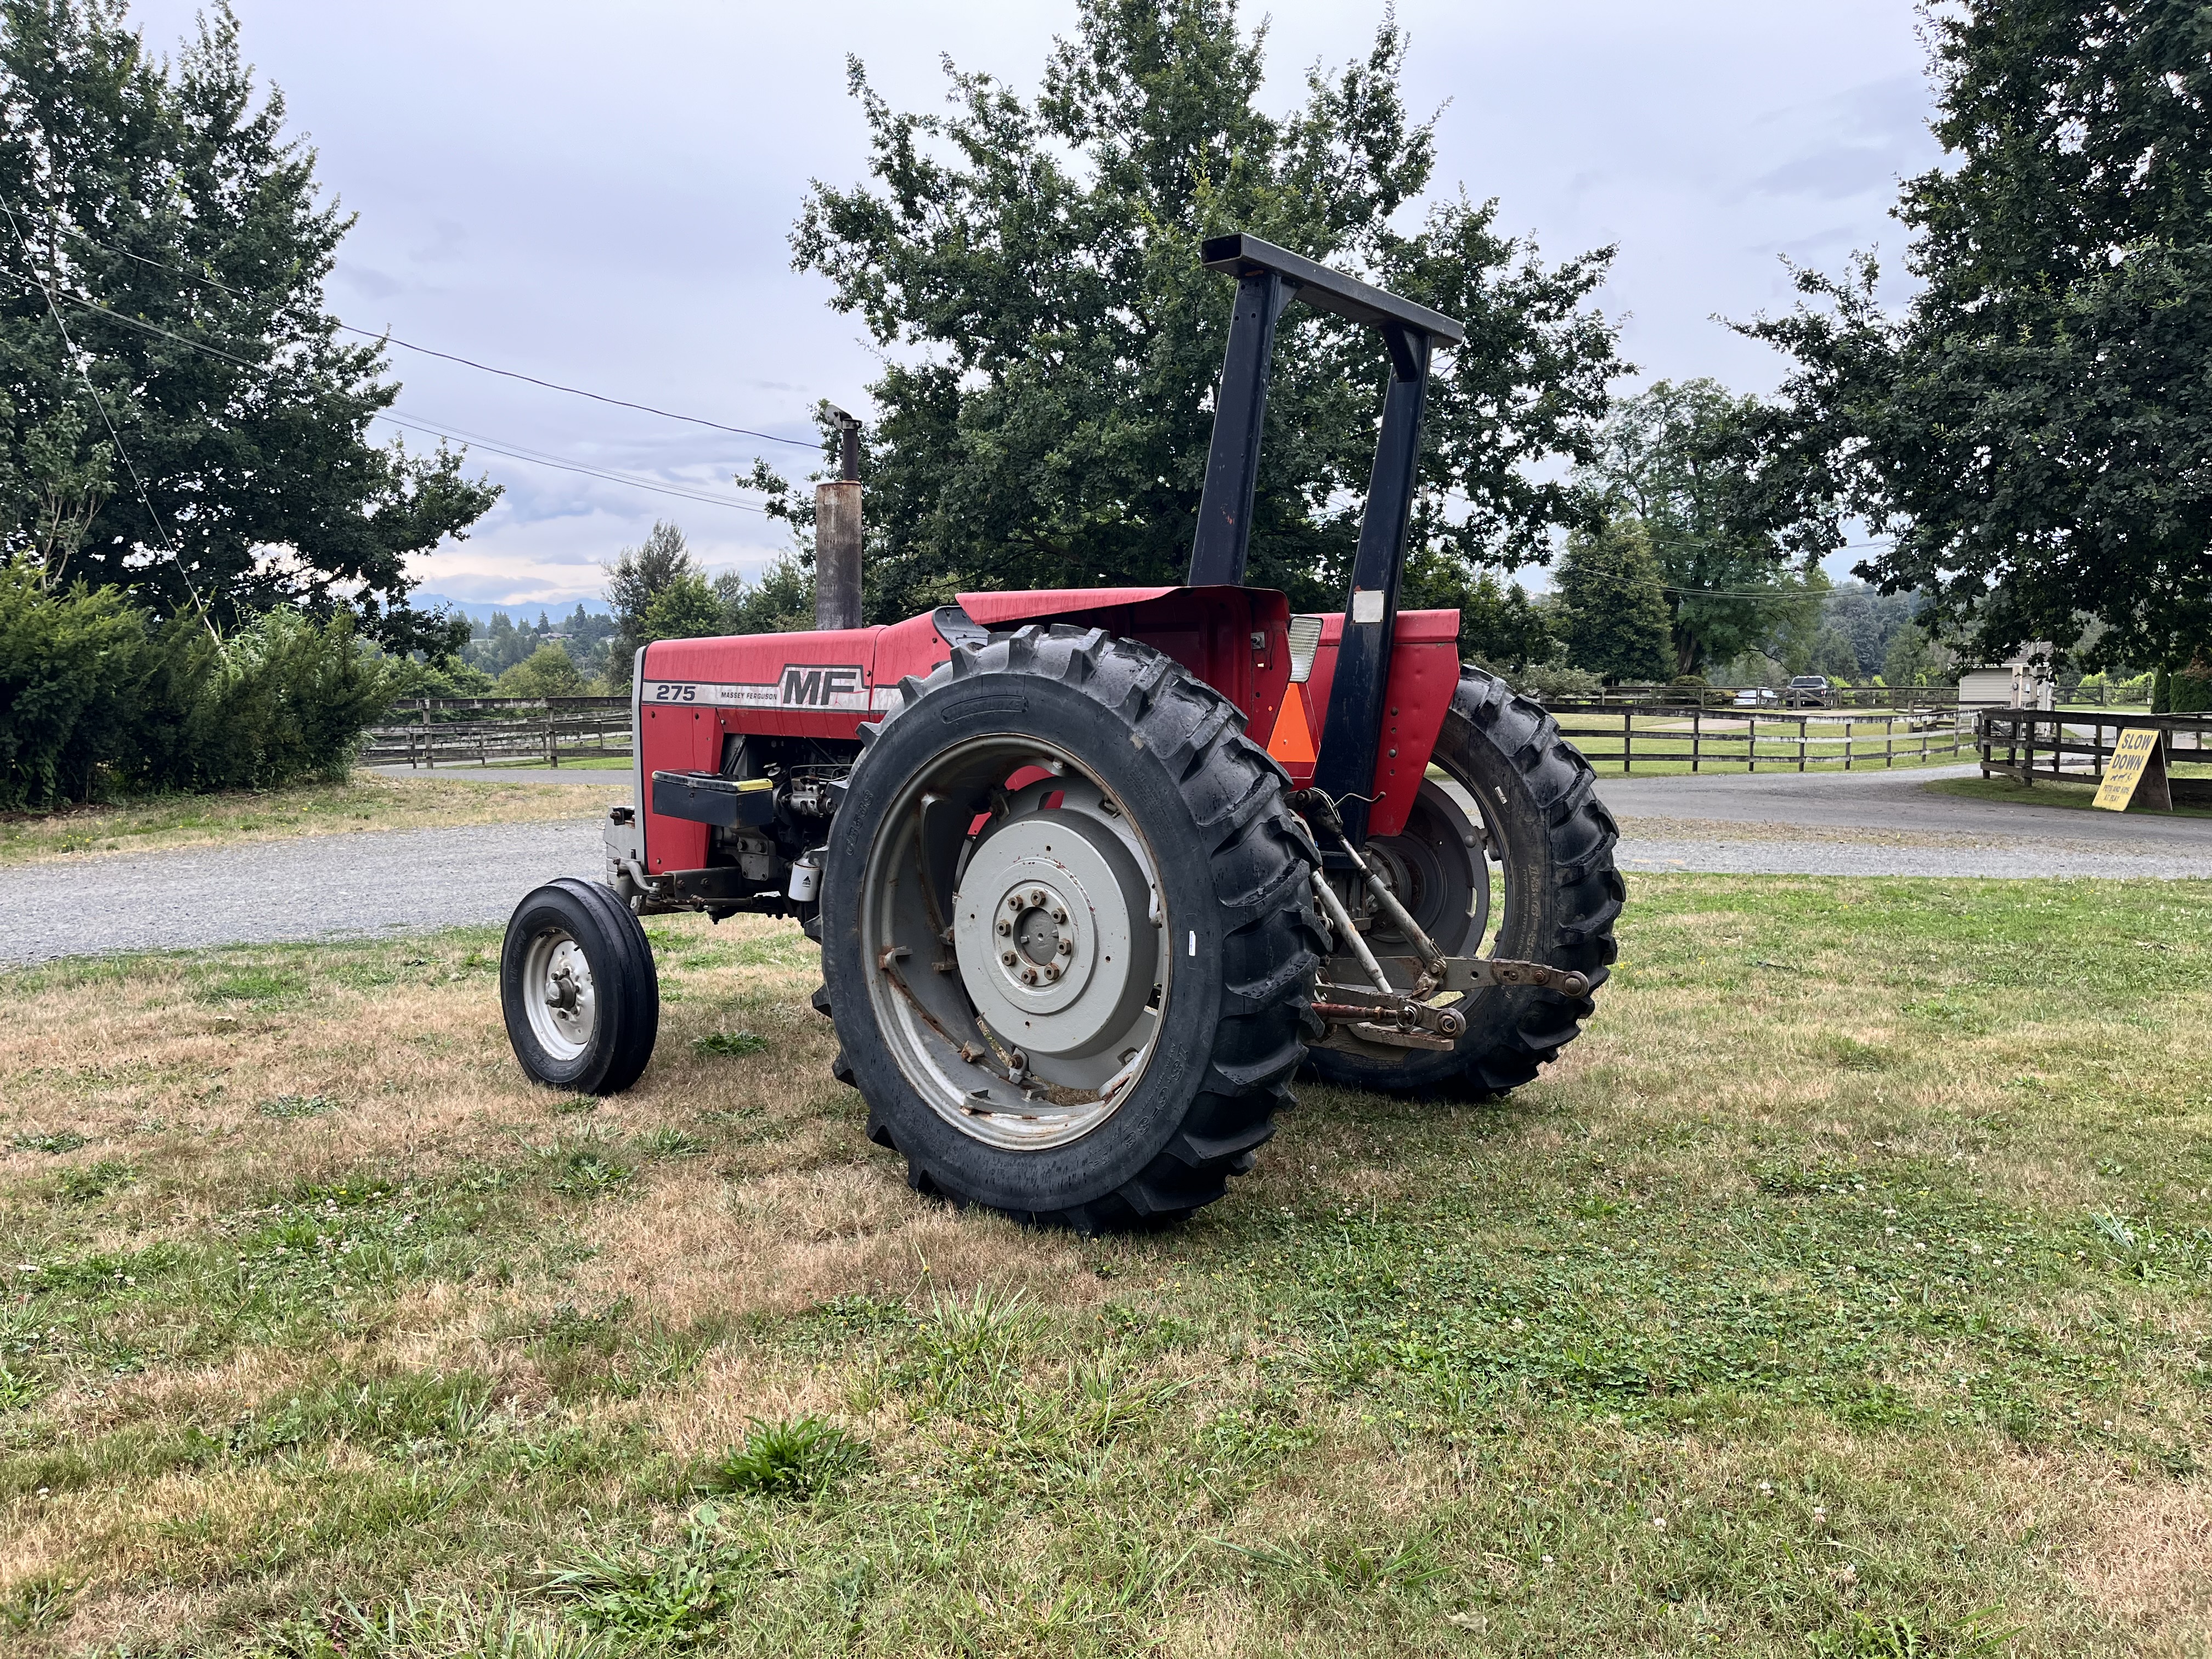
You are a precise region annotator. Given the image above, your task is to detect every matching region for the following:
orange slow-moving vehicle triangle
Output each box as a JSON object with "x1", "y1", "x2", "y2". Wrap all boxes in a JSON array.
[{"x1": 1266, "y1": 686, "x2": 1317, "y2": 768}]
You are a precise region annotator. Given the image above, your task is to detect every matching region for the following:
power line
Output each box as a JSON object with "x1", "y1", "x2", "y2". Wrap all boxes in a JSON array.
[
  {"x1": 373, "y1": 413, "x2": 767, "y2": 514},
  {"x1": 0, "y1": 204, "x2": 221, "y2": 640},
  {"x1": 25, "y1": 223, "x2": 822, "y2": 448},
  {"x1": 7, "y1": 275, "x2": 772, "y2": 514}
]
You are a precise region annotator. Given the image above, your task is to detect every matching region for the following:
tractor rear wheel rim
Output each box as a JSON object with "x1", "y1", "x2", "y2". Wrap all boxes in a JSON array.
[
  {"x1": 859, "y1": 736, "x2": 1167, "y2": 1152},
  {"x1": 522, "y1": 929, "x2": 597, "y2": 1062}
]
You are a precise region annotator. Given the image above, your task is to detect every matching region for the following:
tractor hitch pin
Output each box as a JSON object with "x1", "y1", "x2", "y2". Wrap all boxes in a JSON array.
[{"x1": 1293, "y1": 789, "x2": 1448, "y2": 996}]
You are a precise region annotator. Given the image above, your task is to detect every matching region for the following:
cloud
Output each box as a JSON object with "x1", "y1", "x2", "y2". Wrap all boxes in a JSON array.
[
  {"x1": 337, "y1": 262, "x2": 404, "y2": 299},
  {"x1": 1751, "y1": 146, "x2": 1900, "y2": 202}
]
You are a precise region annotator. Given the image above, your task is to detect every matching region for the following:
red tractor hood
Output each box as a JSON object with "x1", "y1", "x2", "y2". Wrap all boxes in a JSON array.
[{"x1": 956, "y1": 586, "x2": 1182, "y2": 626}]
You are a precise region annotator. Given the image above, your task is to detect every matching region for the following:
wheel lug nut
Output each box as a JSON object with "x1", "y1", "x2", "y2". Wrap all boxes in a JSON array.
[
  {"x1": 1029, "y1": 889, "x2": 1045, "y2": 906},
  {"x1": 1001, "y1": 950, "x2": 1017, "y2": 965},
  {"x1": 1052, "y1": 907, "x2": 1068, "y2": 924},
  {"x1": 1043, "y1": 964, "x2": 1060, "y2": 980},
  {"x1": 996, "y1": 919, "x2": 1012, "y2": 935},
  {"x1": 1021, "y1": 968, "x2": 1037, "y2": 984},
  {"x1": 1056, "y1": 937, "x2": 1073, "y2": 955}
]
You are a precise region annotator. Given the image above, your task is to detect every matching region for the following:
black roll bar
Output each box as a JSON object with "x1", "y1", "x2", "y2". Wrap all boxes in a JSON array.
[{"x1": 1185, "y1": 233, "x2": 1464, "y2": 847}]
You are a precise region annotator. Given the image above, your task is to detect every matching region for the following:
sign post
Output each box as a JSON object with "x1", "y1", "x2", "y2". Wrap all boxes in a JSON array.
[{"x1": 2094, "y1": 727, "x2": 2172, "y2": 812}]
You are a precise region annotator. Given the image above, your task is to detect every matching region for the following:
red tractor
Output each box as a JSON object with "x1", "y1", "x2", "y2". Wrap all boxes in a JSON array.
[{"x1": 499, "y1": 236, "x2": 1622, "y2": 1230}]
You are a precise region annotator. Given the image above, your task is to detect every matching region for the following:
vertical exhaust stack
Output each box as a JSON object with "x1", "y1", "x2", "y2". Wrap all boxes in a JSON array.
[{"x1": 814, "y1": 407, "x2": 864, "y2": 631}]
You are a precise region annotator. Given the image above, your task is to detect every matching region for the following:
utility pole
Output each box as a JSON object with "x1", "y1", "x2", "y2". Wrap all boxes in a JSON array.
[{"x1": 814, "y1": 407, "x2": 864, "y2": 631}]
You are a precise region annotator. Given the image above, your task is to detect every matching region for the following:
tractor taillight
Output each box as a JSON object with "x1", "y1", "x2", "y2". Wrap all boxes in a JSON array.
[{"x1": 1286, "y1": 614, "x2": 1324, "y2": 683}]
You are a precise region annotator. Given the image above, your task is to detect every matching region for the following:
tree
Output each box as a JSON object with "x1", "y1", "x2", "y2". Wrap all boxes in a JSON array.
[
  {"x1": 497, "y1": 644, "x2": 586, "y2": 698},
  {"x1": 1882, "y1": 621, "x2": 1955, "y2": 687},
  {"x1": 0, "y1": 0, "x2": 497, "y2": 650},
  {"x1": 1554, "y1": 519, "x2": 1672, "y2": 685},
  {"x1": 640, "y1": 571, "x2": 727, "y2": 643},
  {"x1": 1744, "y1": 0, "x2": 2212, "y2": 678},
  {"x1": 1578, "y1": 379, "x2": 1839, "y2": 676},
  {"x1": 781, "y1": 0, "x2": 1621, "y2": 621},
  {"x1": 1398, "y1": 550, "x2": 1551, "y2": 670},
  {"x1": 715, "y1": 555, "x2": 814, "y2": 635},
  {"x1": 605, "y1": 521, "x2": 698, "y2": 664}
]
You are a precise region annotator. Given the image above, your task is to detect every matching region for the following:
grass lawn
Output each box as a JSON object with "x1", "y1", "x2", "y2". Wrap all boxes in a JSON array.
[
  {"x1": 0, "y1": 773, "x2": 627, "y2": 865},
  {"x1": 2, "y1": 877, "x2": 2208, "y2": 1655},
  {"x1": 1921, "y1": 775, "x2": 2212, "y2": 821}
]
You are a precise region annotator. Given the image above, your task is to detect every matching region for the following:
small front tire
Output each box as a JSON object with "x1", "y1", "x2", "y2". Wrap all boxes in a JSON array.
[{"x1": 501, "y1": 877, "x2": 661, "y2": 1095}]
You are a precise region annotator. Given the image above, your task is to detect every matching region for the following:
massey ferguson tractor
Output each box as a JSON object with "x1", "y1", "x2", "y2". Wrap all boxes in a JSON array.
[{"x1": 499, "y1": 235, "x2": 1622, "y2": 1231}]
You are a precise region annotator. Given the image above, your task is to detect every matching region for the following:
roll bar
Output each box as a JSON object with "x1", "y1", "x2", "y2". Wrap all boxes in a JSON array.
[{"x1": 1186, "y1": 234, "x2": 1464, "y2": 847}]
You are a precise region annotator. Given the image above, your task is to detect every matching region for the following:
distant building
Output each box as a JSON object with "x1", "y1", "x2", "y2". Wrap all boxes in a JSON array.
[{"x1": 1958, "y1": 642, "x2": 2054, "y2": 710}]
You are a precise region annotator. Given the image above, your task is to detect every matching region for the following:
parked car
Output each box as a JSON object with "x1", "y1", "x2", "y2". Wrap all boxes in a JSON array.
[
  {"x1": 1731, "y1": 687, "x2": 1779, "y2": 708},
  {"x1": 1785, "y1": 675, "x2": 1835, "y2": 708}
]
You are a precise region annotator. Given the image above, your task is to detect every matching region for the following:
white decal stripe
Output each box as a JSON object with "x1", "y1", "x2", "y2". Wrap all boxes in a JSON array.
[{"x1": 641, "y1": 676, "x2": 881, "y2": 713}]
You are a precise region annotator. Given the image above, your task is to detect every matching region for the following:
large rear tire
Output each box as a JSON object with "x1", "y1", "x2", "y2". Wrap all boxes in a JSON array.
[
  {"x1": 1307, "y1": 665, "x2": 1621, "y2": 1096},
  {"x1": 820, "y1": 624, "x2": 1323, "y2": 1231}
]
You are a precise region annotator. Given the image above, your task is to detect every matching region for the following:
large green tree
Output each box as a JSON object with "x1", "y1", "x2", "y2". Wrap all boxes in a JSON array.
[
  {"x1": 0, "y1": 0, "x2": 496, "y2": 649},
  {"x1": 1579, "y1": 379, "x2": 1835, "y2": 676},
  {"x1": 1553, "y1": 519, "x2": 1673, "y2": 685},
  {"x1": 1746, "y1": 0, "x2": 2212, "y2": 675},
  {"x1": 783, "y1": 0, "x2": 1621, "y2": 620}
]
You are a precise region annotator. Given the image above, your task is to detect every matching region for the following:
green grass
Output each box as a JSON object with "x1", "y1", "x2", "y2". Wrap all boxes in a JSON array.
[
  {"x1": 1, "y1": 879, "x2": 2208, "y2": 1654},
  {"x1": 1923, "y1": 775, "x2": 2212, "y2": 819}
]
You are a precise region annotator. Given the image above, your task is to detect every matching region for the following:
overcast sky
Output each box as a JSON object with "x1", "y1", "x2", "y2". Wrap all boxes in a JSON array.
[{"x1": 129, "y1": 0, "x2": 1942, "y2": 611}]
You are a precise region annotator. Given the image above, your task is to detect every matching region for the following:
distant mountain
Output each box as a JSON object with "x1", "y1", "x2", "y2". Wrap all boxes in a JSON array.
[{"x1": 412, "y1": 592, "x2": 610, "y2": 625}]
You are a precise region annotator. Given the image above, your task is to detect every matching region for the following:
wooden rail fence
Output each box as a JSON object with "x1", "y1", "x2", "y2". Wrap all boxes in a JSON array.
[
  {"x1": 1976, "y1": 709, "x2": 2212, "y2": 805},
  {"x1": 1542, "y1": 704, "x2": 1970, "y2": 776},
  {"x1": 361, "y1": 701, "x2": 633, "y2": 769}
]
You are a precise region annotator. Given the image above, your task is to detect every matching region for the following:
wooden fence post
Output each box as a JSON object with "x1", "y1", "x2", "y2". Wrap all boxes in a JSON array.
[
  {"x1": 1747, "y1": 713, "x2": 1757, "y2": 773},
  {"x1": 1622, "y1": 707, "x2": 1633, "y2": 775},
  {"x1": 1691, "y1": 707, "x2": 1701, "y2": 774}
]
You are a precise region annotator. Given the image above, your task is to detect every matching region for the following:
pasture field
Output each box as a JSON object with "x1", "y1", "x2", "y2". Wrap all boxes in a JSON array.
[
  {"x1": 0, "y1": 776, "x2": 625, "y2": 867},
  {"x1": 2, "y1": 877, "x2": 2208, "y2": 1656}
]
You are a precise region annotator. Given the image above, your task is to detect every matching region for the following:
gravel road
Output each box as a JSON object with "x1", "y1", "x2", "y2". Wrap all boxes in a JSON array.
[
  {"x1": 7, "y1": 817, "x2": 605, "y2": 966},
  {"x1": 9, "y1": 764, "x2": 2209, "y2": 965}
]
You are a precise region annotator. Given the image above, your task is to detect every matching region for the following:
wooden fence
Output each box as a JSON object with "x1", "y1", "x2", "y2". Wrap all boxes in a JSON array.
[
  {"x1": 1976, "y1": 709, "x2": 2212, "y2": 805},
  {"x1": 1544, "y1": 704, "x2": 1970, "y2": 776},
  {"x1": 362, "y1": 704, "x2": 633, "y2": 769},
  {"x1": 1568, "y1": 684, "x2": 1962, "y2": 712}
]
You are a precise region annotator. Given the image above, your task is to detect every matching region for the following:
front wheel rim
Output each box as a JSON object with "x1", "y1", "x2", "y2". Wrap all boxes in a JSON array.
[
  {"x1": 857, "y1": 736, "x2": 1168, "y2": 1153},
  {"x1": 522, "y1": 928, "x2": 597, "y2": 1062}
]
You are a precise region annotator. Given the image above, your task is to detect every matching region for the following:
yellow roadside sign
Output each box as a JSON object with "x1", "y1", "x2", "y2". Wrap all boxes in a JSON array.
[{"x1": 2094, "y1": 727, "x2": 2172, "y2": 811}]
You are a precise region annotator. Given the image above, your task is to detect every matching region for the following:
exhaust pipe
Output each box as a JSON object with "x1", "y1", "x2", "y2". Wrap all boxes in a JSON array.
[{"x1": 814, "y1": 408, "x2": 863, "y2": 631}]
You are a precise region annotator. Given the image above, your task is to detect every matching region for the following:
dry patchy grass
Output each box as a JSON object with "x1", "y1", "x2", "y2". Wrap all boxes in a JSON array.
[
  {"x1": 0, "y1": 771, "x2": 624, "y2": 866},
  {"x1": 0, "y1": 878, "x2": 2207, "y2": 1655}
]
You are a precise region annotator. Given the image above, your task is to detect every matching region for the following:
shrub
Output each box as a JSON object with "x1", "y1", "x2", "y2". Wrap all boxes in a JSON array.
[
  {"x1": 1, "y1": 565, "x2": 407, "y2": 806},
  {"x1": 1506, "y1": 661, "x2": 1603, "y2": 702},
  {"x1": 0, "y1": 557, "x2": 149, "y2": 810},
  {"x1": 127, "y1": 608, "x2": 402, "y2": 793}
]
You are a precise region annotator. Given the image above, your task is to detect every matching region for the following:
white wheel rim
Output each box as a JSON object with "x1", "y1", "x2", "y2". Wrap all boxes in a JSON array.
[
  {"x1": 859, "y1": 736, "x2": 1168, "y2": 1152},
  {"x1": 522, "y1": 928, "x2": 597, "y2": 1062}
]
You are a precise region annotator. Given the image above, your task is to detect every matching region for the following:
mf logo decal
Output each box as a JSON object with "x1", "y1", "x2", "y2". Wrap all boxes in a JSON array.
[{"x1": 778, "y1": 664, "x2": 867, "y2": 709}]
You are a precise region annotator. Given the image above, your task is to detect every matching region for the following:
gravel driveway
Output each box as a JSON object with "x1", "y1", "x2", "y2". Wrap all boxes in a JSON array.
[
  {"x1": 8, "y1": 817, "x2": 605, "y2": 966},
  {"x1": 9, "y1": 765, "x2": 2209, "y2": 966},
  {"x1": 1598, "y1": 763, "x2": 2212, "y2": 879}
]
